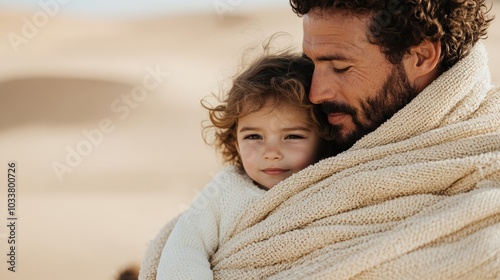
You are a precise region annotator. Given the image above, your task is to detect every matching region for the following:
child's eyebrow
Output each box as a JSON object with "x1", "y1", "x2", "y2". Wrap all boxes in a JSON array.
[
  {"x1": 282, "y1": 127, "x2": 312, "y2": 132},
  {"x1": 239, "y1": 126, "x2": 312, "y2": 133},
  {"x1": 238, "y1": 127, "x2": 261, "y2": 133}
]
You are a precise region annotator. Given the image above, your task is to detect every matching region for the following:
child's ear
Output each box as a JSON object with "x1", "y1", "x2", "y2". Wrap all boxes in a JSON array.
[{"x1": 402, "y1": 40, "x2": 442, "y2": 92}]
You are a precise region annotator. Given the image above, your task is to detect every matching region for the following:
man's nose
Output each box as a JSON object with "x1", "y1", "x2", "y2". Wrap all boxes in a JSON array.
[{"x1": 309, "y1": 68, "x2": 336, "y2": 104}]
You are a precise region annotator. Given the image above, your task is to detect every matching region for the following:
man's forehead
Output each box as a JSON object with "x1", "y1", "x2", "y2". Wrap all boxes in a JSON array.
[
  {"x1": 303, "y1": 33, "x2": 348, "y2": 45},
  {"x1": 302, "y1": 11, "x2": 370, "y2": 49},
  {"x1": 305, "y1": 6, "x2": 370, "y2": 20}
]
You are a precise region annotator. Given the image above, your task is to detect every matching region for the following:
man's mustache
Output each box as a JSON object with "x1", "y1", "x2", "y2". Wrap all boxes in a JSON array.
[{"x1": 319, "y1": 101, "x2": 357, "y2": 116}]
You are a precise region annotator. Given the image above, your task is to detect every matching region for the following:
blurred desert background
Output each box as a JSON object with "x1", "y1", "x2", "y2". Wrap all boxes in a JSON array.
[{"x1": 0, "y1": 1, "x2": 498, "y2": 279}]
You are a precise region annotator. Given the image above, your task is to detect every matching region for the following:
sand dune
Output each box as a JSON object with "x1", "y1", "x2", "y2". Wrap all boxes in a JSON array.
[{"x1": 0, "y1": 4, "x2": 498, "y2": 280}]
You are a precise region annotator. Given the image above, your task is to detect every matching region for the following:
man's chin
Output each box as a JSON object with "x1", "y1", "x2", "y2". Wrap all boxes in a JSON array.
[
  {"x1": 335, "y1": 119, "x2": 356, "y2": 139},
  {"x1": 326, "y1": 124, "x2": 366, "y2": 155}
]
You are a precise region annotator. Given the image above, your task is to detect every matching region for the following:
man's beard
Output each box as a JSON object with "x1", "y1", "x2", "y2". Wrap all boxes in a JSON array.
[{"x1": 315, "y1": 63, "x2": 418, "y2": 156}]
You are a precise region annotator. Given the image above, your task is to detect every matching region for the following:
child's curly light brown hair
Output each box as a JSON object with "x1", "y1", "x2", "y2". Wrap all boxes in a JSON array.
[{"x1": 202, "y1": 52, "x2": 322, "y2": 170}]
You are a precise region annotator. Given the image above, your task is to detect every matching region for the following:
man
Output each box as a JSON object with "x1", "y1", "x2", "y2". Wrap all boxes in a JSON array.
[
  {"x1": 296, "y1": 0, "x2": 494, "y2": 154},
  {"x1": 140, "y1": 1, "x2": 500, "y2": 279}
]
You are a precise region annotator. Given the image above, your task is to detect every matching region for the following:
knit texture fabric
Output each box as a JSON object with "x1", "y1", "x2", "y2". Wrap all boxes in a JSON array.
[
  {"x1": 155, "y1": 166, "x2": 266, "y2": 279},
  {"x1": 140, "y1": 42, "x2": 500, "y2": 279}
]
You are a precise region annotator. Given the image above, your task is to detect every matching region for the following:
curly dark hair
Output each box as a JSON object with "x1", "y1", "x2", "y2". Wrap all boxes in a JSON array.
[
  {"x1": 290, "y1": 0, "x2": 494, "y2": 70},
  {"x1": 202, "y1": 52, "x2": 323, "y2": 171}
]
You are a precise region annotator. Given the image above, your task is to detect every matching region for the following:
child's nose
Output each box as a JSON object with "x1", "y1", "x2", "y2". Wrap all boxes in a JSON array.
[{"x1": 262, "y1": 143, "x2": 283, "y2": 160}]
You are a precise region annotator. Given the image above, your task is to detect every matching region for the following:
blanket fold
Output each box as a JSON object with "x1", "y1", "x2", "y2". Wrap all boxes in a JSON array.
[{"x1": 140, "y1": 42, "x2": 500, "y2": 280}]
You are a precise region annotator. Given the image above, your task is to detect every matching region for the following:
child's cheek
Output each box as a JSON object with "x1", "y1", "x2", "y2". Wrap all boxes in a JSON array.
[{"x1": 238, "y1": 142, "x2": 260, "y2": 165}]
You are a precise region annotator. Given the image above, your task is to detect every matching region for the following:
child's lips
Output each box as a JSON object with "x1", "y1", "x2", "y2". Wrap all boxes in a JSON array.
[{"x1": 262, "y1": 168, "x2": 289, "y2": 175}]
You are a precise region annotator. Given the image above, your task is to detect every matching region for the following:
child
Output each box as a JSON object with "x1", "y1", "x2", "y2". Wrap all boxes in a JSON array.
[{"x1": 156, "y1": 52, "x2": 325, "y2": 279}]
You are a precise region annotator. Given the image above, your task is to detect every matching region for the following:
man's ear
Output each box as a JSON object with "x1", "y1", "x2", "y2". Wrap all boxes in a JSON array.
[{"x1": 403, "y1": 40, "x2": 442, "y2": 92}]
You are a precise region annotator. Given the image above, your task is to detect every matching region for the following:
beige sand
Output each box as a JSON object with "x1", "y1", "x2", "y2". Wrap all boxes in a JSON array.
[{"x1": 0, "y1": 3, "x2": 498, "y2": 280}]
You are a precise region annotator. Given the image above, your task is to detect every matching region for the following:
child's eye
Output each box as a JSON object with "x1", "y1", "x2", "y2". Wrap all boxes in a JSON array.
[
  {"x1": 285, "y1": 134, "x2": 305, "y2": 140},
  {"x1": 244, "y1": 134, "x2": 262, "y2": 140}
]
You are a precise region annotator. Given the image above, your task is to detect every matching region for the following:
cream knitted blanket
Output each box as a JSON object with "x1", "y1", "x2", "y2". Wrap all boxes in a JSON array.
[{"x1": 140, "y1": 42, "x2": 500, "y2": 279}]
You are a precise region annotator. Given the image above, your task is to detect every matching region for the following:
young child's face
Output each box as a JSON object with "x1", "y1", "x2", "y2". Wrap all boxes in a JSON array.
[{"x1": 236, "y1": 101, "x2": 321, "y2": 189}]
